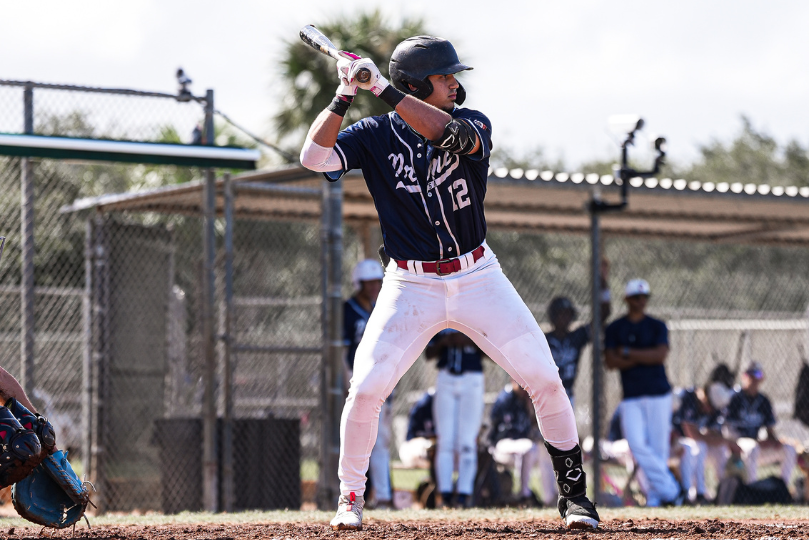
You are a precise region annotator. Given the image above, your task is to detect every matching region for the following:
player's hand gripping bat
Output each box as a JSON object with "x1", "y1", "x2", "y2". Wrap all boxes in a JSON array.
[{"x1": 299, "y1": 25, "x2": 371, "y2": 84}]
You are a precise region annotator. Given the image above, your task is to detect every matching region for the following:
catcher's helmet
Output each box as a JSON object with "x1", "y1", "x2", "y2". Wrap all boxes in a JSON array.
[{"x1": 390, "y1": 36, "x2": 472, "y2": 104}]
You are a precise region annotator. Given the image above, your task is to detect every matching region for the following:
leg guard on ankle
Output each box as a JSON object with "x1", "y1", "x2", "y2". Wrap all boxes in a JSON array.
[{"x1": 544, "y1": 442, "x2": 586, "y2": 498}]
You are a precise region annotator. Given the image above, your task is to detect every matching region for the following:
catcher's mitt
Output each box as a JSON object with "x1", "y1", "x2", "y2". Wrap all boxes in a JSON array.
[
  {"x1": 12, "y1": 449, "x2": 91, "y2": 529},
  {"x1": 0, "y1": 405, "x2": 42, "y2": 488}
]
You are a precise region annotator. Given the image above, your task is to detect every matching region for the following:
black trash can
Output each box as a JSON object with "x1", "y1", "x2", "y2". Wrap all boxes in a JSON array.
[{"x1": 154, "y1": 417, "x2": 301, "y2": 513}]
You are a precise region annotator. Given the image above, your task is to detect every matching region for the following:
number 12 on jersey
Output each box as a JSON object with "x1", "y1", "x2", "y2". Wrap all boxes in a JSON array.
[{"x1": 449, "y1": 178, "x2": 471, "y2": 211}]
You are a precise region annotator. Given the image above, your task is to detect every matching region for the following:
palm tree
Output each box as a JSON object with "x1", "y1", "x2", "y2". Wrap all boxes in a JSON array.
[{"x1": 274, "y1": 10, "x2": 429, "y2": 143}]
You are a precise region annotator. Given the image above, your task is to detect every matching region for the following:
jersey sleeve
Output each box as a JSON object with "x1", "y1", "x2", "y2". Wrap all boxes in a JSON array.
[
  {"x1": 604, "y1": 321, "x2": 619, "y2": 349},
  {"x1": 342, "y1": 302, "x2": 353, "y2": 345},
  {"x1": 453, "y1": 108, "x2": 493, "y2": 162},
  {"x1": 725, "y1": 394, "x2": 742, "y2": 424},
  {"x1": 761, "y1": 396, "x2": 776, "y2": 427},
  {"x1": 572, "y1": 326, "x2": 591, "y2": 349},
  {"x1": 323, "y1": 119, "x2": 371, "y2": 182},
  {"x1": 655, "y1": 319, "x2": 670, "y2": 346}
]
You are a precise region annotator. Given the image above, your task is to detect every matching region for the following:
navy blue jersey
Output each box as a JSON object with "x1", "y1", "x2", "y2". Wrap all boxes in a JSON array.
[
  {"x1": 607, "y1": 408, "x2": 623, "y2": 442},
  {"x1": 343, "y1": 297, "x2": 371, "y2": 371},
  {"x1": 406, "y1": 390, "x2": 436, "y2": 440},
  {"x1": 604, "y1": 315, "x2": 671, "y2": 399},
  {"x1": 672, "y1": 388, "x2": 724, "y2": 437},
  {"x1": 427, "y1": 329, "x2": 483, "y2": 374},
  {"x1": 725, "y1": 391, "x2": 775, "y2": 439},
  {"x1": 489, "y1": 387, "x2": 536, "y2": 445},
  {"x1": 326, "y1": 108, "x2": 493, "y2": 262},
  {"x1": 547, "y1": 326, "x2": 590, "y2": 398}
]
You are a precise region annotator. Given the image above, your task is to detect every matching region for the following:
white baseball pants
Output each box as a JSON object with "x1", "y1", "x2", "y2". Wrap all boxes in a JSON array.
[
  {"x1": 368, "y1": 398, "x2": 393, "y2": 502},
  {"x1": 737, "y1": 437, "x2": 797, "y2": 484},
  {"x1": 492, "y1": 438, "x2": 558, "y2": 505},
  {"x1": 678, "y1": 438, "x2": 729, "y2": 498},
  {"x1": 339, "y1": 243, "x2": 578, "y2": 496},
  {"x1": 433, "y1": 370, "x2": 484, "y2": 495},
  {"x1": 619, "y1": 393, "x2": 680, "y2": 506}
]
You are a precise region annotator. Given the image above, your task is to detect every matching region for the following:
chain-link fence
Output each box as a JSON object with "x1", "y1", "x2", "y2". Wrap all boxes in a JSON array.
[{"x1": 2, "y1": 78, "x2": 808, "y2": 513}]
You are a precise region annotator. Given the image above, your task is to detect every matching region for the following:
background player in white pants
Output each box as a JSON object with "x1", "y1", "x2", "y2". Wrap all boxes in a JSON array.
[
  {"x1": 674, "y1": 385, "x2": 732, "y2": 503},
  {"x1": 490, "y1": 380, "x2": 556, "y2": 506},
  {"x1": 426, "y1": 329, "x2": 485, "y2": 507},
  {"x1": 604, "y1": 279, "x2": 683, "y2": 506},
  {"x1": 343, "y1": 260, "x2": 392, "y2": 508},
  {"x1": 301, "y1": 35, "x2": 599, "y2": 530},
  {"x1": 725, "y1": 362, "x2": 797, "y2": 485}
]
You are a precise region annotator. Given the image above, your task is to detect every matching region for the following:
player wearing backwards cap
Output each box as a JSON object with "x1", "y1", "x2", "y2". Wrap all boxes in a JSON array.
[
  {"x1": 343, "y1": 259, "x2": 392, "y2": 509},
  {"x1": 301, "y1": 36, "x2": 600, "y2": 530},
  {"x1": 604, "y1": 279, "x2": 684, "y2": 506},
  {"x1": 546, "y1": 259, "x2": 611, "y2": 408},
  {"x1": 725, "y1": 362, "x2": 797, "y2": 485}
]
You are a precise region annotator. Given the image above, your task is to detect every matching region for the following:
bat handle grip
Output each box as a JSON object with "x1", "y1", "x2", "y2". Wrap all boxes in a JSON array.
[{"x1": 355, "y1": 68, "x2": 372, "y2": 84}]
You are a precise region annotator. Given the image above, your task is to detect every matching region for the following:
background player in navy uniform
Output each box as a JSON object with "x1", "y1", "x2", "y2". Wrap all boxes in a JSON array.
[
  {"x1": 490, "y1": 380, "x2": 554, "y2": 506},
  {"x1": 725, "y1": 362, "x2": 797, "y2": 485},
  {"x1": 604, "y1": 279, "x2": 683, "y2": 506},
  {"x1": 546, "y1": 258, "x2": 611, "y2": 408},
  {"x1": 343, "y1": 259, "x2": 393, "y2": 509},
  {"x1": 301, "y1": 35, "x2": 599, "y2": 530},
  {"x1": 399, "y1": 389, "x2": 436, "y2": 470},
  {"x1": 425, "y1": 329, "x2": 485, "y2": 507},
  {"x1": 673, "y1": 381, "x2": 735, "y2": 503}
]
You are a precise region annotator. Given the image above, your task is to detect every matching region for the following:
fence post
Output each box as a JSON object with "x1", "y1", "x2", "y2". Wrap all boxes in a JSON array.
[
  {"x1": 20, "y1": 83, "x2": 34, "y2": 396},
  {"x1": 201, "y1": 88, "x2": 219, "y2": 513},
  {"x1": 318, "y1": 178, "x2": 344, "y2": 508},
  {"x1": 589, "y1": 189, "x2": 603, "y2": 503},
  {"x1": 82, "y1": 220, "x2": 93, "y2": 488},
  {"x1": 221, "y1": 173, "x2": 234, "y2": 512}
]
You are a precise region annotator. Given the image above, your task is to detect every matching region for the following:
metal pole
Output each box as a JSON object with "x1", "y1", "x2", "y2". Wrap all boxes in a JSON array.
[
  {"x1": 317, "y1": 178, "x2": 344, "y2": 508},
  {"x1": 590, "y1": 189, "x2": 603, "y2": 503},
  {"x1": 82, "y1": 220, "x2": 93, "y2": 482},
  {"x1": 221, "y1": 173, "x2": 234, "y2": 512},
  {"x1": 327, "y1": 179, "x2": 344, "y2": 505},
  {"x1": 201, "y1": 88, "x2": 218, "y2": 513},
  {"x1": 20, "y1": 84, "x2": 34, "y2": 396},
  {"x1": 317, "y1": 183, "x2": 331, "y2": 509}
]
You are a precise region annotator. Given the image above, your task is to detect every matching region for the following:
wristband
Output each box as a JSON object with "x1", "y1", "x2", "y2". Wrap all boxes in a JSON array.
[
  {"x1": 621, "y1": 346, "x2": 630, "y2": 359},
  {"x1": 378, "y1": 85, "x2": 406, "y2": 109},
  {"x1": 327, "y1": 95, "x2": 354, "y2": 118}
]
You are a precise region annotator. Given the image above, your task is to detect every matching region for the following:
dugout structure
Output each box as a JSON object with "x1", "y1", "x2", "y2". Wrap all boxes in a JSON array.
[{"x1": 65, "y1": 163, "x2": 809, "y2": 507}]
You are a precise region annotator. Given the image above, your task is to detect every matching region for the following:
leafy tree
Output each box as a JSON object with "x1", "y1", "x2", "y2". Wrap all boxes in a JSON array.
[
  {"x1": 489, "y1": 146, "x2": 565, "y2": 172},
  {"x1": 683, "y1": 116, "x2": 809, "y2": 187},
  {"x1": 273, "y1": 10, "x2": 429, "y2": 143}
]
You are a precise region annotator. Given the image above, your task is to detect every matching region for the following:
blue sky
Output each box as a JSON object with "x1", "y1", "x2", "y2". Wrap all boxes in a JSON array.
[{"x1": 3, "y1": 0, "x2": 808, "y2": 168}]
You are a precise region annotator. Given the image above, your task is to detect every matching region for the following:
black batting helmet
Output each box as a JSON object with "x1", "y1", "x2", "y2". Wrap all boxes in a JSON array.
[
  {"x1": 548, "y1": 297, "x2": 578, "y2": 322},
  {"x1": 389, "y1": 36, "x2": 472, "y2": 105}
]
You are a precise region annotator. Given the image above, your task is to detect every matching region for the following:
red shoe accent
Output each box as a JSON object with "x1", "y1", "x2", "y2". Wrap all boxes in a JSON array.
[{"x1": 347, "y1": 492, "x2": 355, "y2": 511}]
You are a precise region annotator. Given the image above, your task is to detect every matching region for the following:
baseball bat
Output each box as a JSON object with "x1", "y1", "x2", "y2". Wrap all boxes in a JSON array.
[{"x1": 299, "y1": 25, "x2": 372, "y2": 83}]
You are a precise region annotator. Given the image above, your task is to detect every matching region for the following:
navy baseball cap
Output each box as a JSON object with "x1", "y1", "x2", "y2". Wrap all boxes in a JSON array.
[{"x1": 744, "y1": 362, "x2": 764, "y2": 380}]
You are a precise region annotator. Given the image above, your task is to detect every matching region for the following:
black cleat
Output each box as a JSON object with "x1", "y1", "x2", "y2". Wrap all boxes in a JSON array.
[{"x1": 558, "y1": 495, "x2": 600, "y2": 530}]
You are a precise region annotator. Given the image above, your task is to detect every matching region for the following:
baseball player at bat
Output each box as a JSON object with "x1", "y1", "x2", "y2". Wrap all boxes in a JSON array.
[{"x1": 300, "y1": 35, "x2": 599, "y2": 531}]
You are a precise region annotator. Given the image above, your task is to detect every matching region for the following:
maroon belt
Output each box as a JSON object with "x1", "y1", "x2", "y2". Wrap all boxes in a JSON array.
[{"x1": 396, "y1": 246, "x2": 486, "y2": 276}]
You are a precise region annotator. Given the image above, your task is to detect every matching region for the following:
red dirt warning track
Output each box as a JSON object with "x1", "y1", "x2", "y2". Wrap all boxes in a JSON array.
[{"x1": 2, "y1": 518, "x2": 807, "y2": 540}]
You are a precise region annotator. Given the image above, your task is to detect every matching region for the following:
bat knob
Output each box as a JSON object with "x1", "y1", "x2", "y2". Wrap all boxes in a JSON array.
[{"x1": 356, "y1": 68, "x2": 372, "y2": 84}]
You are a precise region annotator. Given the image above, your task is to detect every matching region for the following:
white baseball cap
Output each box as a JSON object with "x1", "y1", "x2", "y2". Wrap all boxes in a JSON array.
[
  {"x1": 625, "y1": 278, "x2": 651, "y2": 297},
  {"x1": 352, "y1": 259, "x2": 384, "y2": 290}
]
